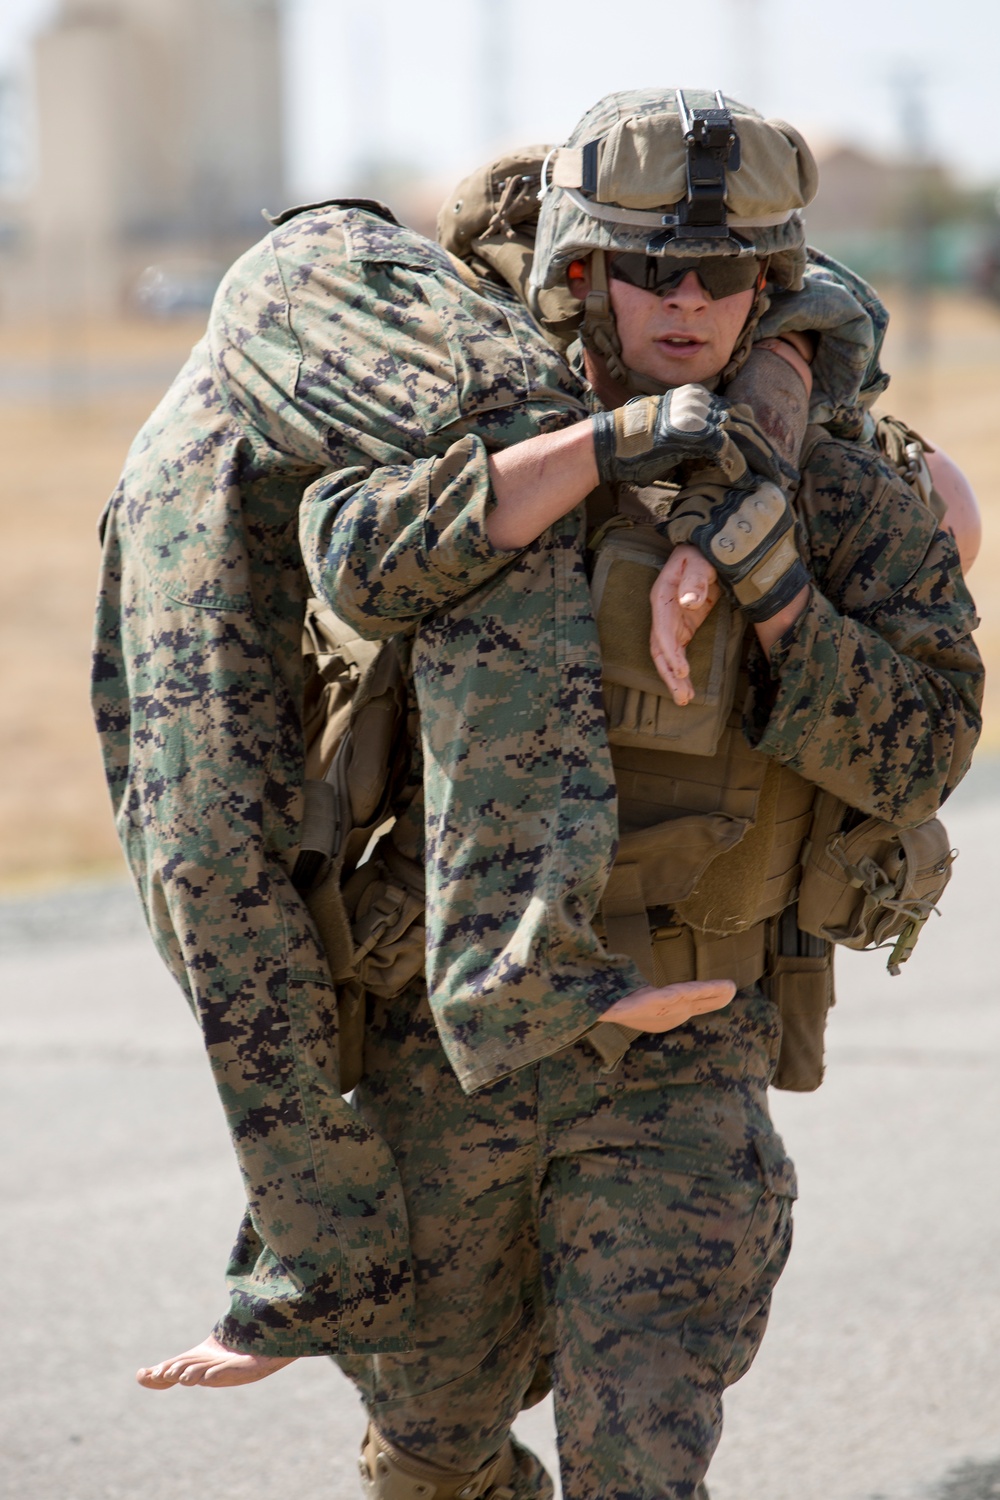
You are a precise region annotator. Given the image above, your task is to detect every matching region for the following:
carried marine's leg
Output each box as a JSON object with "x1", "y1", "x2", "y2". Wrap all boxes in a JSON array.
[{"x1": 342, "y1": 979, "x2": 554, "y2": 1499}]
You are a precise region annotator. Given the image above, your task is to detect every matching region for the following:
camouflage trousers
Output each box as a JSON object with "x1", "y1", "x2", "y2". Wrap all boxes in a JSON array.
[{"x1": 338, "y1": 979, "x2": 797, "y2": 1500}]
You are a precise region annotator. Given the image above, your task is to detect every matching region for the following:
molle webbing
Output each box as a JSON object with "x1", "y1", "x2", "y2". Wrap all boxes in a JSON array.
[
  {"x1": 604, "y1": 722, "x2": 815, "y2": 985},
  {"x1": 592, "y1": 521, "x2": 744, "y2": 759},
  {"x1": 600, "y1": 869, "x2": 766, "y2": 990}
]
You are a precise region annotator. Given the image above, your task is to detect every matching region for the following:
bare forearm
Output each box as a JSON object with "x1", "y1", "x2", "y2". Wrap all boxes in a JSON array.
[{"x1": 486, "y1": 420, "x2": 599, "y2": 549}]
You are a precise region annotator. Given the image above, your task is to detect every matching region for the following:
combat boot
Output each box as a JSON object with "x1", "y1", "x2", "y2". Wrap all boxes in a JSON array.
[{"x1": 358, "y1": 1423, "x2": 551, "y2": 1500}]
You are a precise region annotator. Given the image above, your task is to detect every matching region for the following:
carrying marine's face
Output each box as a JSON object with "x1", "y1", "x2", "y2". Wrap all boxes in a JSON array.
[
  {"x1": 532, "y1": 87, "x2": 818, "y2": 393},
  {"x1": 568, "y1": 254, "x2": 760, "y2": 389}
]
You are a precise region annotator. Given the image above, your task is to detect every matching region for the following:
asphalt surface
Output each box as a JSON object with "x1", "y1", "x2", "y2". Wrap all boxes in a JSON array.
[{"x1": 3, "y1": 761, "x2": 999, "y2": 1500}]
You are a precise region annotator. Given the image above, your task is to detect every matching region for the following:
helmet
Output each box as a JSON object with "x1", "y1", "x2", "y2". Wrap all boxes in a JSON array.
[{"x1": 529, "y1": 88, "x2": 819, "y2": 390}]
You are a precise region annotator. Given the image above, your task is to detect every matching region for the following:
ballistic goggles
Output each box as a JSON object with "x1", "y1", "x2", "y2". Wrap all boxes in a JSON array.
[{"x1": 608, "y1": 252, "x2": 762, "y2": 300}]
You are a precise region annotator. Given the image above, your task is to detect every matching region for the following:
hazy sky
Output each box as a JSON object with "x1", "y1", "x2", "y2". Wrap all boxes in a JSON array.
[{"x1": 3, "y1": 0, "x2": 1000, "y2": 199}]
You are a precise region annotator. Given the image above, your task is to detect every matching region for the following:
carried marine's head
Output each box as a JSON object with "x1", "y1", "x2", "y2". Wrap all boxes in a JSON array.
[{"x1": 529, "y1": 87, "x2": 818, "y2": 390}]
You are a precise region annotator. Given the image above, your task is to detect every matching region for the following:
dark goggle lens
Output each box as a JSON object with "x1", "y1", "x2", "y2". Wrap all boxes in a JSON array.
[{"x1": 609, "y1": 253, "x2": 760, "y2": 300}]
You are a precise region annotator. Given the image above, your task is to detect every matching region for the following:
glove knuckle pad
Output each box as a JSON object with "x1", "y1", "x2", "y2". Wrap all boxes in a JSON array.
[
  {"x1": 668, "y1": 384, "x2": 716, "y2": 434},
  {"x1": 707, "y1": 483, "x2": 788, "y2": 568}
]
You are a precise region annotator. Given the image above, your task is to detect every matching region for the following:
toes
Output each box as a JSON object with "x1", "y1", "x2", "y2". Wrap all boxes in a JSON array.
[{"x1": 137, "y1": 1343, "x2": 295, "y2": 1391}]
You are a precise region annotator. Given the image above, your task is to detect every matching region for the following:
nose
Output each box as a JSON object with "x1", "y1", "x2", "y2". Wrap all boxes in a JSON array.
[{"x1": 661, "y1": 271, "x2": 710, "y2": 308}]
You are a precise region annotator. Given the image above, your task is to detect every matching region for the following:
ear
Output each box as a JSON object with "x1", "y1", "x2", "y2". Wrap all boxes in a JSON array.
[{"x1": 567, "y1": 257, "x2": 591, "y2": 301}]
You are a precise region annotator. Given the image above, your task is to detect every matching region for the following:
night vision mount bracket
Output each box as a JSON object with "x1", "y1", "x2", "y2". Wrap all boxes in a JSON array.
[{"x1": 673, "y1": 89, "x2": 741, "y2": 238}]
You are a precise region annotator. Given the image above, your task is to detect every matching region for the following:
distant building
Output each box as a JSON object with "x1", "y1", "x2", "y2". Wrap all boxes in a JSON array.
[
  {"x1": 4, "y1": 0, "x2": 285, "y2": 319},
  {"x1": 805, "y1": 143, "x2": 986, "y2": 287},
  {"x1": 807, "y1": 145, "x2": 914, "y2": 236}
]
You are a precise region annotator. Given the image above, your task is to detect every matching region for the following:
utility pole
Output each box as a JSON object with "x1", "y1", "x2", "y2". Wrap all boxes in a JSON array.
[
  {"x1": 477, "y1": 0, "x2": 511, "y2": 153},
  {"x1": 346, "y1": 1, "x2": 387, "y2": 193},
  {"x1": 726, "y1": 0, "x2": 766, "y2": 109},
  {"x1": 890, "y1": 66, "x2": 932, "y2": 362}
]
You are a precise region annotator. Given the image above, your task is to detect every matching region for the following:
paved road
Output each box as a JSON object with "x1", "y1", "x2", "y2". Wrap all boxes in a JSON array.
[{"x1": 3, "y1": 764, "x2": 999, "y2": 1500}]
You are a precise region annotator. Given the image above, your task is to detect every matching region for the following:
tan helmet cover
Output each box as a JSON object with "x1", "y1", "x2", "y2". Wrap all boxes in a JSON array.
[{"x1": 529, "y1": 87, "x2": 819, "y2": 310}]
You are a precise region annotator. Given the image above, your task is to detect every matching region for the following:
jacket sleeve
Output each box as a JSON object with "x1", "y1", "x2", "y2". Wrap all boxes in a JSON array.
[
  {"x1": 747, "y1": 439, "x2": 983, "y2": 827},
  {"x1": 298, "y1": 435, "x2": 523, "y2": 640}
]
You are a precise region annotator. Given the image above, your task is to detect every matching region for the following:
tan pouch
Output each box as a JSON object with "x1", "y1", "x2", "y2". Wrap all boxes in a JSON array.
[
  {"x1": 770, "y1": 953, "x2": 834, "y2": 1092},
  {"x1": 591, "y1": 522, "x2": 743, "y2": 758},
  {"x1": 798, "y1": 791, "x2": 955, "y2": 973},
  {"x1": 342, "y1": 850, "x2": 426, "y2": 1002},
  {"x1": 325, "y1": 848, "x2": 425, "y2": 1095},
  {"x1": 874, "y1": 414, "x2": 946, "y2": 523},
  {"x1": 614, "y1": 810, "x2": 750, "y2": 907}
]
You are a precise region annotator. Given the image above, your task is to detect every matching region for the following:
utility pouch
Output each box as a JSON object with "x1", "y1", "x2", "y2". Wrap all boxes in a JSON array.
[
  {"x1": 590, "y1": 521, "x2": 743, "y2": 757},
  {"x1": 296, "y1": 604, "x2": 416, "y2": 1093},
  {"x1": 769, "y1": 954, "x2": 834, "y2": 1092},
  {"x1": 874, "y1": 414, "x2": 946, "y2": 524},
  {"x1": 330, "y1": 846, "x2": 425, "y2": 1094},
  {"x1": 766, "y1": 906, "x2": 834, "y2": 1093},
  {"x1": 342, "y1": 847, "x2": 426, "y2": 1002},
  {"x1": 797, "y1": 791, "x2": 955, "y2": 974}
]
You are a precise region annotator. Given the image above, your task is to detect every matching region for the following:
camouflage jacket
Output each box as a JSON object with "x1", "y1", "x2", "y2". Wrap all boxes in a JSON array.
[
  {"x1": 94, "y1": 202, "x2": 982, "y2": 1356},
  {"x1": 303, "y1": 393, "x2": 983, "y2": 1099},
  {"x1": 93, "y1": 203, "x2": 586, "y2": 1357}
]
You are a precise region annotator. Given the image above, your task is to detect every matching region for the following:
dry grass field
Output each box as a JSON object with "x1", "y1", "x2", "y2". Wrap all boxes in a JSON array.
[
  {"x1": 0, "y1": 316, "x2": 207, "y2": 890},
  {"x1": 1, "y1": 292, "x2": 998, "y2": 891}
]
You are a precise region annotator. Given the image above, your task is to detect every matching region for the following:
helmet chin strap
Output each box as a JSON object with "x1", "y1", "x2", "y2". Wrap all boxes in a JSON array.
[
  {"x1": 579, "y1": 247, "x2": 771, "y2": 397},
  {"x1": 720, "y1": 270, "x2": 772, "y2": 385}
]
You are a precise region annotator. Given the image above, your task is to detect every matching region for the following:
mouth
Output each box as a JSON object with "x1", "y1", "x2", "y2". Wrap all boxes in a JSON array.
[{"x1": 656, "y1": 334, "x2": 706, "y2": 355}]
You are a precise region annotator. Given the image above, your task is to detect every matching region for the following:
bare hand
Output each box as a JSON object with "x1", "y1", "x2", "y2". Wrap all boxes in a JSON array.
[
  {"x1": 601, "y1": 978, "x2": 736, "y2": 1032},
  {"x1": 649, "y1": 544, "x2": 721, "y2": 705}
]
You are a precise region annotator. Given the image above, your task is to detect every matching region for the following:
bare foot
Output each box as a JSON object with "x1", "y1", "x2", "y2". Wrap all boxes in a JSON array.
[{"x1": 136, "y1": 1333, "x2": 295, "y2": 1390}]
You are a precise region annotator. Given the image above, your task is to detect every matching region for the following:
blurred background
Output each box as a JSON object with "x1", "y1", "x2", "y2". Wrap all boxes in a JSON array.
[
  {"x1": 2, "y1": 7, "x2": 999, "y2": 1500},
  {"x1": 0, "y1": 0, "x2": 998, "y2": 891}
]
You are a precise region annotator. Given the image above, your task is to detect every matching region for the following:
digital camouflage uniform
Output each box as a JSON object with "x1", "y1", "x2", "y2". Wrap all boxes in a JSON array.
[
  {"x1": 302, "y1": 297, "x2": 981, "y2": 1499},
  {"x1": 94, "y1": 178, "x2": 982, "y2": 1497},
  {"x1": 93, "y1": 201, "x2": 587, "y2": 1361}
]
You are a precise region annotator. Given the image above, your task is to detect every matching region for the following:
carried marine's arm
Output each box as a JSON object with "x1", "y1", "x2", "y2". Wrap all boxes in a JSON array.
[
  {"x1": 729, "y1": 441, "x2": 980, "y2": 826},
  {"x1": 643, "y1": 347, "x2": 982, "y2": 828},
  {"x1": 304, "y1": 385, "x2": 786, "y2": 635}
]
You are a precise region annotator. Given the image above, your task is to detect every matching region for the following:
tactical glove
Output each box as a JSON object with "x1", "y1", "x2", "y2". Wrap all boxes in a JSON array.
[
  {"x1": 666, "y1": 478, "x2": 810, "y2": 623},
  {"x1": 591, "y1": 384, "x2": 791, "y2": 491}
]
